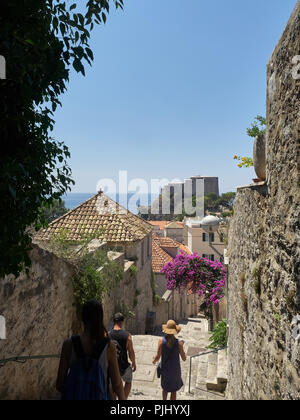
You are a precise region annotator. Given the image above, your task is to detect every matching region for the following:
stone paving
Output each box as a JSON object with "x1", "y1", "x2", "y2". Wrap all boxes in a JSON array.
[{"x1": 128, "y1": 317, "x2": 226, "y2": 401}]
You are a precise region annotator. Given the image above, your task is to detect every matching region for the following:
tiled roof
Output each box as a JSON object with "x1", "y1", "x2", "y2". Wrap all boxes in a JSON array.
[
  {"x1": 179, "y1": 243, "x2": 193, "y2": 255},
  {"x1": 148, "y1": 221, "x2": 170, "y2": 231},
  {"x1": 35, "y1": 191, "x2": 153, "y2": 243},
  {"x1": 152, "y1": 235, "x2": 192, "y2": 273},
  {"x1": 155, "y1": 237, "x2": 192, "y2": 254},
  {"x1": 148, "y1": 221, "x2": 184, "y2": 230},
  {"x1": 165, "y1": 221, "x2": 184, "y2": 229},
  {"x1": 152, "y1": 237, "x2": 173, "y2": 273}
]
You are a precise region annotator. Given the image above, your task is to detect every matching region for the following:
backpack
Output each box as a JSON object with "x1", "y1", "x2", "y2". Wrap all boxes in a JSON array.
[
  {"x1": 108, "y1": 334, "x2": 128, "y2": 376},
  {"x1": 61, "y1": 335, "x2": 109, "y2": 400}
]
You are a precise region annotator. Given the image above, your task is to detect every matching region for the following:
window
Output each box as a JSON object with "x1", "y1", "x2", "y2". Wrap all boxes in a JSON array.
[
  {"x1": 210, "y1": 254, "x2": 215, "y2": 261},
  {"x1": 202, "y1": 232, "x2": 206, "y2": 242},
  {"x1": 209, "y1": 233, "x2": 215, "y2": 243}
]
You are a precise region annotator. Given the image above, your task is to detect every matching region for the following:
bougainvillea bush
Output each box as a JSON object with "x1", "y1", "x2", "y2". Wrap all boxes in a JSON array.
[{"x1": 161, "y1": 252, "x2": 227, "y2": 305}]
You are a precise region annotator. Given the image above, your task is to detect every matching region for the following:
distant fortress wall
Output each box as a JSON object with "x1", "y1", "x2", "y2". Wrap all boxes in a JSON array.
[
  {"x1": 161, "y1": 176, "x2": 219, "y2": 198},
  {"x1": 190, "y1": 176, "x2": 219, "y2": 197}
]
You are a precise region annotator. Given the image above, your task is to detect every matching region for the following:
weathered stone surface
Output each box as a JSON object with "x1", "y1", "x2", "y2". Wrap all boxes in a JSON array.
[
  {"x1": 227, "y1": 1, "x2": 300, "y2": 400},
  {"x1": 0, "y1": 244, "x2": 80, "y2": 400}
]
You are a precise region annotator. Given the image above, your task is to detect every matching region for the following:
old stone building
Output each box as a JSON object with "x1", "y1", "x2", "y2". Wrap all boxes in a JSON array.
[
  {"x1": 35, "y1": 190, "x2": 154, "y2": 334},
  {"x1": 227, "y1": 1, "x2": 300, "y2": 400}
]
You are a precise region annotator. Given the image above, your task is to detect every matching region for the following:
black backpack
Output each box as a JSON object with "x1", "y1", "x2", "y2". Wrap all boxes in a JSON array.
[{"x1": 108, "y1": 333, "x2": 129, "y2": 376}]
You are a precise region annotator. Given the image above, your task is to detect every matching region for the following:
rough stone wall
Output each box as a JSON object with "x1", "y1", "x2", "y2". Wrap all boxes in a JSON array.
[
  {"x1": 0, "y1": 244, "x2": 80, "y2": 400},
  {"x1": 212, "y1": 297, "x2": 227, "y2": 326},
  {"x1": 102, "y1": 256, "x2": 143, "y2": 334},
  {"x1": 123, "y1": 235, "x2": 153, "y2": 334},
  {"x1": 227, "y1": 1, "x2": 300, "y2": 400}
]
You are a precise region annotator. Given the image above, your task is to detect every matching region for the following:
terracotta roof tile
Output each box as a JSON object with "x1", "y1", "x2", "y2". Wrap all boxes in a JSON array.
[
  {"x1": 152, "y1": 238, "x2": 173, "y2": 273},
  {"x1": 35, "y1": 191, "x2": 153, "y2": 243},
  {"x1": 148, "y1": 221, "x2": 170, "y2": 231},
  {"x1": 152, "y1": 235, "x2": 192, "y2": 273},
  {"x1": 165, "y1": 221, "x2": 184, "y2": 229}
]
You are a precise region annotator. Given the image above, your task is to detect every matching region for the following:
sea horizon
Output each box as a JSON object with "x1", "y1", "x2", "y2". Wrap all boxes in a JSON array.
[{"x1": 61, "y1": 192, "x2": 159, "y2": 215}]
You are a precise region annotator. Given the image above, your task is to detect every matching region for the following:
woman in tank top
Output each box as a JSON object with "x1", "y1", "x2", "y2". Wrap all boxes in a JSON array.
[
  {"x1": 56, "y1": 299, "x2": 125, "y2": 400},
  {"x1": 153, "y1": 320, "x2": 187, "y2": 401}
]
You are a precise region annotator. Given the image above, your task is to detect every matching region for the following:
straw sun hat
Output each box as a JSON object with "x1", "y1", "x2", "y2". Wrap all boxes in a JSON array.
[{"x1": 162, "y1": 320, "x2": 181, "y2": 335}]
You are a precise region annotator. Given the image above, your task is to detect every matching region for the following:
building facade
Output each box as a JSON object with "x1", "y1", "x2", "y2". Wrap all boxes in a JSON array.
[{"x1": 183, "y1": 218, "x2": 225, "y2": 262}]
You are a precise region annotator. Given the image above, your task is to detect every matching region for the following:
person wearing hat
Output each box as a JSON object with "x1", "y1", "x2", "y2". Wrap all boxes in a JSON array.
[{"x1": 152, "y1": 320, "x2": 187, "y2": 400}]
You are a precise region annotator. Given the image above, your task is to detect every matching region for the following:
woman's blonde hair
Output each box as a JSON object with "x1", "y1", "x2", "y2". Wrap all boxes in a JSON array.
[{"x1": 166, "y1": 334, "x2": 176, "y2": 348}]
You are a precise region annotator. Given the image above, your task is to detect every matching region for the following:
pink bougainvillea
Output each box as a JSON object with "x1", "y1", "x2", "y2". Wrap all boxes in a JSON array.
[{"x1": 161, "y1": 251, "x2": 227, "y2": 305}]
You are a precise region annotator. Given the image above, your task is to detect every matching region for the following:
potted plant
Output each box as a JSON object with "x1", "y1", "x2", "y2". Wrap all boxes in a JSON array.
[
  {"x1": 253, "y1": 131, "x2": 266, "y2": 181},
  {"x1": 234, "y1": 115, "x2": 267, "y2": 182}
]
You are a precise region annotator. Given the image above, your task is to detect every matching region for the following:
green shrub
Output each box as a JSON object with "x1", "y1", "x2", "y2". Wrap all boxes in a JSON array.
[
  {"x1": 72, "y1": 247, "x2": 123, "y2": 319},
  {"x1": 130, "y1": 264, "x2": 138, "y2": 276},
  {"x1": 207, "y1": 319, "x2": 227, "y2": 349}
]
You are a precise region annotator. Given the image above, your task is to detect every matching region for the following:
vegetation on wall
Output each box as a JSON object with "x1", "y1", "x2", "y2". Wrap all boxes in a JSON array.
[
  {"x1": 115, "y1": 300, "x2": 136, "y2": 320},
  {"x1": 49, "y1": 229, "x2": 123, "y2": 318},
  {"x1": 0, "y1": 0, "x2": 124, "y2": 278},
  {"x1": 207, "y1": 319, "x2": 228, "y2": 349},
  {"x1": 150, "y1": 269, "x2": 162, "y2": 307},
  {"x1": 72, "y1": 247, "x2": 123, "y2": 318},
  {"x1": 234, "y1": 116, "x2": 266, "y2": 169}
]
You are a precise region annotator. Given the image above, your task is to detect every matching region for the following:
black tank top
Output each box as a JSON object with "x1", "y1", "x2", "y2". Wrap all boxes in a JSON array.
[{"x1": 109, "y1": 329, "x2": 130, "y2": 370}]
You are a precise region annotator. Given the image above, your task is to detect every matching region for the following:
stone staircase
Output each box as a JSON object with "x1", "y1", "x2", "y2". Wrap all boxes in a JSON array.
[{"x1": 129, "y1": 317, "x2": 228, "y2": 401}]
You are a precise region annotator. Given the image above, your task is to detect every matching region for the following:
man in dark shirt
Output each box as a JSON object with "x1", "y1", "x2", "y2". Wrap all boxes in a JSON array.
[{"x1": 109, "y1": 313, "x2": 136, "y2": 400}]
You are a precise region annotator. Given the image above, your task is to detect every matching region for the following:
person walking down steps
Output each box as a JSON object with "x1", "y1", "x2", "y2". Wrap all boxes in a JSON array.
[
  {"x1": 153, "y1": 320, "x2": 187, "y2": 401},
  {"x1": 56, "y1": 300, "x2": 125, "y2": 400},
  {"x1": 109, "y1": 313, "x2": 136, "y2": 400}
]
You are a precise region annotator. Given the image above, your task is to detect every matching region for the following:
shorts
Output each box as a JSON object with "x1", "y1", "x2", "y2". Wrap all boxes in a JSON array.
[{"x1": 121, "y1": 365, "x2": 133, "y2": 383}]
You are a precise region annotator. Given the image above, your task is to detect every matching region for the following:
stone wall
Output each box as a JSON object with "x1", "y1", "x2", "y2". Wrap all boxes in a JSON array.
[
  {"x1": 212, "y1": 297, "x2": 227, "y2": 326},
  {"x1": 227, "y1": 1, "x2": 300, "y2": 400},
  {"x1": 122, "y1": 234, "x2": 153, "y2": 334},
  {"x1": 0, "y1": 244, "x2": 80, "y2": 400}
]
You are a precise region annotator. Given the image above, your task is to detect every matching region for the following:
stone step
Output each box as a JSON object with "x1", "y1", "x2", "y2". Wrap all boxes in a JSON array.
[
  {"x1": 216, "y1": 349, "x2": 228, "y2": 391},
  {"x1": 206, "y1": 352, "x2": 219, "y2": 391},
  {"x1": 128, "y1": 318, "x2": 226, "y2": 401},
  {"x1": 205, "y1": 350, "x2": 227, "y2": 394}
]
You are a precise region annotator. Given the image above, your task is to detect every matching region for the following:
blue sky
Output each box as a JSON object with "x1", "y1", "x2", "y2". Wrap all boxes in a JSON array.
[{"x1": 53, "y1": 0, "x2": 297, "y2": 194}]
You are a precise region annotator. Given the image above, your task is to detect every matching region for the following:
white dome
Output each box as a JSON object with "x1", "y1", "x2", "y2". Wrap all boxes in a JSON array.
[{"x1": 201, "y1": 215, "x2": 220, "y2": 232}]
